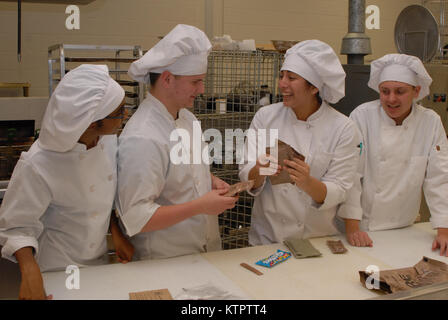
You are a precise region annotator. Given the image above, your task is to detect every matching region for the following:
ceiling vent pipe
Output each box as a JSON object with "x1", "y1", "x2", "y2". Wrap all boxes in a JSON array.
[{"x1": 341, "y1": 0, "x2": 372, "y2": 64}]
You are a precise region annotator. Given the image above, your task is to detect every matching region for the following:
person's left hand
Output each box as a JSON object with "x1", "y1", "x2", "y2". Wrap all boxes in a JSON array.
[
  {"x1": 283, "y1": 157, "x2": 311, "y2": 190},
  {"x1": 432, "y1": 228, "x2": 448, "y2": 256},
  {"x1": 211, "y1": 175, "x2": 230, "y2": 192},
  {"x1": 347, "y1": 230, "x2": 373, "y2": 247}
]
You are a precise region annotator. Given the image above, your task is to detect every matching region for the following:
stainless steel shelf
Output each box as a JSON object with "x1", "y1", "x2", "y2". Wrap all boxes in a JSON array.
[{"x1": 48, "y1": 44, "x2": 146, "y2": 119}]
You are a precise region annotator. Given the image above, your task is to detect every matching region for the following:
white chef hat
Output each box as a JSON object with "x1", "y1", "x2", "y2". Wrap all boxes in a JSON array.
[
  {"x1": 280, "y1": 40, "x2": 346, "y2": 104},
  {"x1": 128, "y1": 24, "x2": 212, "y2": 83},
  {"x1": 38, "y1": 64, "x2": 125, "y2": 152},
  {"x1": 368, "y1": 53, "x2": 432, "y2": 101}
]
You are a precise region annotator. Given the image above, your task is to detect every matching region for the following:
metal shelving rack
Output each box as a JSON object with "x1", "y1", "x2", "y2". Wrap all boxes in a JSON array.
[
  {"x1": 194, "y1": 49, "x2": 282, "y2": 249},
  {"x1": 423, "y1": 0, "x2": 448, "y2": 60},
  {"x1": 48, "y1": 44, "x2": 145, "y2": 124}
]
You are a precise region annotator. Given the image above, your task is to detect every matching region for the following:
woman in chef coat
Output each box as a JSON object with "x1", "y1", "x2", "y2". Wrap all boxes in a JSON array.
[
  {"x1": 0, "y1": 64, "x2": 134, "y2": 299},
  {"x1": 239, "y1": 40, "x2": 362, "y2": 245},
  {"x1": 338, "y1": 54, "x2": 448, "y2": 255}
]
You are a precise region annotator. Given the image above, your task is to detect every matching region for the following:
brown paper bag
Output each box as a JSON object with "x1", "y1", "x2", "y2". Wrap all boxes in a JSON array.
[
  {"x1": 359, "y1": 256, "x2": 448, "y2": 294},
  {"x1": 266, "y1": 139, "x2": 305, "y2": 185}
]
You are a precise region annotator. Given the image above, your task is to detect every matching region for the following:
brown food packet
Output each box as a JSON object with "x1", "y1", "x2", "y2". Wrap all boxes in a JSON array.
[
  {"x1": 266, "y1": 139, "x2": 305, "y2": 185},
  {"x1": 129, "y1": 288, "x2": 173, "y2": 300},
  {"x1": 326, "y1": 240, "x2": 348, "y2": 254},
  {"x1": 224, "y1": 180, "x2": 255, "y2": 196},
  {"x1": 359, "y1": 256, "x2": 448, "y2": 294}
]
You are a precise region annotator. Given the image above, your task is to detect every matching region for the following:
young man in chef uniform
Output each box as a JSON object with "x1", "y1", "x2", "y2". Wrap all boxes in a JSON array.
[
  {"x1": 339, "y1": 54, "x2": 448, "y2": 256},
  {"x1": 0, "y1": 64, "x2": 134, "y2": 299},
  {"x1": 116, "y1": 24, "x2": 237, "y2": 260}
]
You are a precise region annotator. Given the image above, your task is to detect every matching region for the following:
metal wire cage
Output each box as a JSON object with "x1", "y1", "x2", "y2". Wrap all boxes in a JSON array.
[
  {"x1": 194, "y1": 50, "x2": 283, "y2": 249},
  {"x1": 423, "y1": 0, "x2": 448, "y2": 61}
]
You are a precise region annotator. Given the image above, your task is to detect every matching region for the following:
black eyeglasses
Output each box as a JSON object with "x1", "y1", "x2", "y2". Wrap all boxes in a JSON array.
[{"x1": 105, "y1": 106, "x2": 126, "y2": 120}]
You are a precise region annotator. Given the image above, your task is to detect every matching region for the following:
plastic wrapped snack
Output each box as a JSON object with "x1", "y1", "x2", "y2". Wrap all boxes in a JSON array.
[
  {"x1": 255, "y1": 249, "x2": 292, "y2": 268},
  {"x1": 224, "y1": 180, "x2": 255, "y2": 197}
]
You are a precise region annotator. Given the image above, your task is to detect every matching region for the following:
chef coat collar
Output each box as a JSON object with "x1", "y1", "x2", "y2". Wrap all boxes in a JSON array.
[
  {"x1": 147, "y1": 93, "x2": 177, "y2": 125},
  {"x1": 72, "y1": 143, "x2": 87, "y2": 152},
  {"x1": 379, "y1": 100, "x2": 417, "y2": 127},
  {"x1": 72, "y1": 137, "x2": 107, "y2": 153},
  {"x1": 285, "y1": 102, "x2": 326, "y2": 125}
]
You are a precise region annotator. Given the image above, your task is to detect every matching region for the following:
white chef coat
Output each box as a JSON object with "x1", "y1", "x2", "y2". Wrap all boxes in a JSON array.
[
  {"x1": 338, "y1": 100, "x2": 448, "y2": 231},
  {"x1": 116, "y1": 93, "x2": 221, "y2": 260},
  {"x1": 0, "y1": 135, "x2": 117, "y2": 272},
  {"x1": 239, "y1": 102, "x2": 361, "y2": 245}
]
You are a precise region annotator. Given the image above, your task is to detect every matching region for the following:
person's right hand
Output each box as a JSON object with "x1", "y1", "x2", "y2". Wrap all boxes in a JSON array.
[
  {"x1": 19, "y1": 262, "x2": 52, "y2": 300},
  {"x1": 256, "y1": 154, "x2": 282, "y2": 176},
  {"x1": 199, "y1": 189, "x2": 238, "y2": 215}
]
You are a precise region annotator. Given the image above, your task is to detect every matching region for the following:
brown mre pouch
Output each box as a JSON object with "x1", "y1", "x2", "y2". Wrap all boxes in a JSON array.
[
  {"x1": 267, "y1": 139, "x2": 305, "y2": 185},
  {"x1": 327, "y1": 240, "x2": 348, "y2": 254},
  {"x1": 359, "y1": 256, "x2": 448, "y2": 294}
]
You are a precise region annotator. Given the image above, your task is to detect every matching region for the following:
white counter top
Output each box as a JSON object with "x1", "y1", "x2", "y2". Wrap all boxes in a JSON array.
[{"x1": 42, "y1": 222, "x2": 447, "y2": 300}]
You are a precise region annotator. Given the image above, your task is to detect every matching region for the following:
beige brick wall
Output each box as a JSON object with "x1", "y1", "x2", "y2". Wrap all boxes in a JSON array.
[{"x1": 0, "y1": 0, "x2": 422, "y2": 97}]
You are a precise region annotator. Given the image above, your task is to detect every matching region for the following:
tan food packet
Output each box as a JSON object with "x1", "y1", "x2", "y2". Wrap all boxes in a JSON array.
[{"x1": 129, "y1": 288, "x2": 173, "y2": 300}]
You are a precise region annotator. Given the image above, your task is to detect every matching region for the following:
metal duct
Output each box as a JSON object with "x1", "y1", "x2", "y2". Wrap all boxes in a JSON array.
[{"x1": 341, "y1": 0, "x2": 372, "y2": 64}]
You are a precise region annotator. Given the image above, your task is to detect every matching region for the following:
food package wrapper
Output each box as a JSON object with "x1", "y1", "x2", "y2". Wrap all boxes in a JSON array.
[
  {"x1": 359, "y1": 256, "x2": 448, "y2": 294},
  {"x1": 224, "y1": 180, "x2": 254, "y2": 196},
  {"x1": 266, "y1": 139, "x2": 305, "y2": 185}
]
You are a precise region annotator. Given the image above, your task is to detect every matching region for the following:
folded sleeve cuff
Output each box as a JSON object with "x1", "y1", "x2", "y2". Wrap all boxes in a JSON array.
[
  {"x1": 239, "y1": 162, "x2": 266, "y2": 197},
  {"x1": 247, "y1": 178, "x2": 267, "y2": 197},
  {"x1": 311, "y1": 181, "x2": 343, "y2": 211},
  {"x1": 430, "y1": 217, "x2": 448, "y2": 230},
  {"x1": 1, "y1": 236, "x2": 39, "y2": 263},
  {"x1": 337, "y1": 203, "x2": 363, "y2": 220},
  {"x1": 118, "y1": 202, "x2": 161, "y2": 237},
  {"x1": 238, "y1": 162, "x2": 255, "y2": 182}
]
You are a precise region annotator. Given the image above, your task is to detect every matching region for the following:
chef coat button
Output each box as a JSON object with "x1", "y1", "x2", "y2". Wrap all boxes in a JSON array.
[
  {"x1": 404, "y1": 125, "x2": 408, "y2": 130},
  {"x1": 306, "y1": 124, "x2": 311, "y2": 129},
  {"x1": 89, "y1": 185, "x2": 95, "y2": 192},
  {"x1": 89, "y1": 243, "x2": 95, "y2": 249},
  {"x1": 91, "y1": 211, "x2": 99, "y2": 218},
  {"x1": 79, "y1": 154, "x2": 85, "y2": 160},
  {"x1": 108, "y1": 174, "x2": 113, "y2": 181}
]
